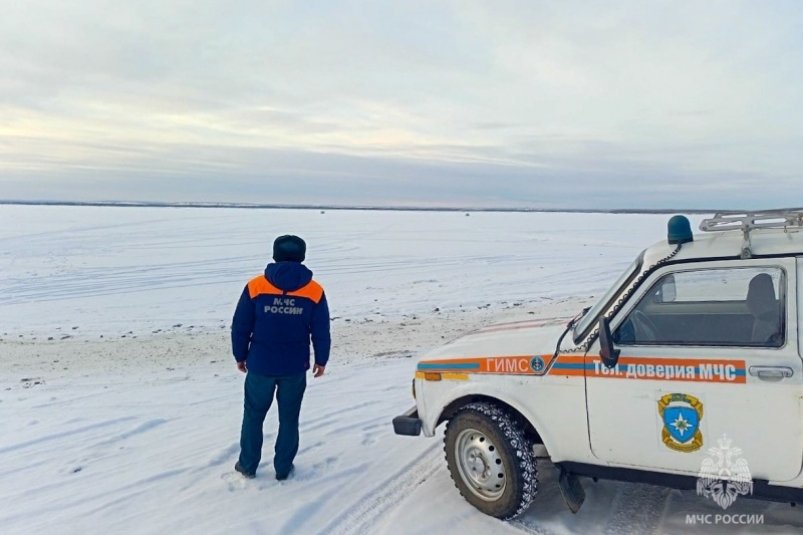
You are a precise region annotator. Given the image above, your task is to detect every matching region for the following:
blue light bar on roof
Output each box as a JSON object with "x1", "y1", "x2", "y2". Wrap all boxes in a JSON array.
[{"x1": 667, "y1": 215, "x2": 693, "y2": 244}]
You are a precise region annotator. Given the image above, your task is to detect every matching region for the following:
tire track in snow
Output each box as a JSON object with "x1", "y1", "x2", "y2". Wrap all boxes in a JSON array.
[
  {"x1": 509, "y1": 521, "x2": 549, "y2": 535},
  {"x1": 300, "y1": 401, "x2": 378, "y2": 432},
  {"x1": 316, "y1": 442, "x2": 442, "y2": 535},
  {"x1": 0, "y1": 417, "x2": 137, "y2": 454},
  {"x1": 93, "y1": 418, "x2": 168, "y2": 447},
  {"x1": 602, "y1": 483, "x2": 669, "y2": 535}
]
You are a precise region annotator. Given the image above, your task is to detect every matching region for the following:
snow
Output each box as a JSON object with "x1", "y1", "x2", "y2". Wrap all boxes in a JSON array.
[{"x1": 1, "y1": 206, "x2": 801, "y2": 534}]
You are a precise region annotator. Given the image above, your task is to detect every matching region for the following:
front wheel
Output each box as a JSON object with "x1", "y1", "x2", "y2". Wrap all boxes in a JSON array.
[{"x1": 444, "y1": 402, "x2": 537, "y2": 519}]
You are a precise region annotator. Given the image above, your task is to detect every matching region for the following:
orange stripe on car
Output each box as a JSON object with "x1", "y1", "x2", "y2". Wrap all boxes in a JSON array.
[{"x1": 418, "y1": 355, "x2": 555, "y2": 375}]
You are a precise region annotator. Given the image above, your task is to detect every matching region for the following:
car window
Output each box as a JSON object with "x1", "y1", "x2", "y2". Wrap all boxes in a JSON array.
[
  {"x1": 573, "y1": 253, "x2": 644, "y2": 343},
  {"x1": 615, "y1": 266, "x2": 785, "y2": 347}
]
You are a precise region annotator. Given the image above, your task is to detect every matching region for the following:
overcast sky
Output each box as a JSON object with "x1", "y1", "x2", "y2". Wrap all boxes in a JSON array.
[{"x1": 2, "y1": 1, "x2": 803, "y2": 209}]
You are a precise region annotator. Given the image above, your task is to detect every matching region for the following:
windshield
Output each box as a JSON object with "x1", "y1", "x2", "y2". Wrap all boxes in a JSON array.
[{"x1": 572, "y1": 251, "x2": 644, "y2": 343}]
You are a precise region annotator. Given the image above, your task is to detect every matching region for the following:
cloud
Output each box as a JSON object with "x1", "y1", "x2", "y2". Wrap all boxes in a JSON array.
[{"x1": 1, "y1": 1, "x2": 803, "y2": 209}]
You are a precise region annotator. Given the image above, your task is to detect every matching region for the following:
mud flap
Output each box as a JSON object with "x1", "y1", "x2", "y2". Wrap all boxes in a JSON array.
[{"x1": 558, "y1": 467, "x2": 586, "y2": 513}]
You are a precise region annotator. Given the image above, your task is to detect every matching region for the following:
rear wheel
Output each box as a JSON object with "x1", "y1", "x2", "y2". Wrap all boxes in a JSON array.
[{"x1": 444, "y1": 402, "x2": 537, "y2": 519}]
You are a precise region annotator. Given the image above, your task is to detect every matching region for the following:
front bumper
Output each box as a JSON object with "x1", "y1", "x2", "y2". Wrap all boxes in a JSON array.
[{"x1": 393, "y1": 406, "x2": 422, "y2": 436}]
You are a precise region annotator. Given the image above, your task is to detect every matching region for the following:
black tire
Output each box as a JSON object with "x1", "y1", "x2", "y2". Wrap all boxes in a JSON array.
[{"x1": 444, "y1": 402, "x2": 537, "y2": 519}]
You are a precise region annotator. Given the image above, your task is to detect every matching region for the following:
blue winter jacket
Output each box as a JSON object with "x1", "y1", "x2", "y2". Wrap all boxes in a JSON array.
[{"x1": 231, "y1": 262, "x2": 331, "y2": 375}]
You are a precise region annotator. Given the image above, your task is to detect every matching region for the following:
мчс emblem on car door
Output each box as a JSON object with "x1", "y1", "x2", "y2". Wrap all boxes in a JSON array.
[{"x1": 657, "y1": 393, "x2": 704, "y2": 452}]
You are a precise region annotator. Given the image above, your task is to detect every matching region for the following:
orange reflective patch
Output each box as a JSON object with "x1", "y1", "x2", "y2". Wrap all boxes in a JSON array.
[
  {"x1": 247, "y1": 276, "x2": 282, "y2": 298},
  {"x1": 247, "y1": 276, "x2": 324, "y2": 304},
  {"x1": 288, "y1": 280, "x2": 324, "y2": 304}
]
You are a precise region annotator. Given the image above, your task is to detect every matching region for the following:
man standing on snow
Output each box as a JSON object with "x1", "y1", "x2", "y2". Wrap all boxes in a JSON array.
[{"x1": 231, "y1": 235, "x2": 330, "y2": 480}]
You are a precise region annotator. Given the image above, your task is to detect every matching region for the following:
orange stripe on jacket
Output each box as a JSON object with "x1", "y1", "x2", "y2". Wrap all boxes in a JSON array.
[{"x1": 247, "y1": 275, "x2": 324, "y2": 304}]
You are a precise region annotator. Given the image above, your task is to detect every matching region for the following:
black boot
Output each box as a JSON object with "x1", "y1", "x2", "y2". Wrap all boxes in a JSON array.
[
  {"x1": 275, "y1": 464, "x2": 294, "y2": 481},
  {"x1": 234, "y1": 461, "x2": 255, "y2": 479}
]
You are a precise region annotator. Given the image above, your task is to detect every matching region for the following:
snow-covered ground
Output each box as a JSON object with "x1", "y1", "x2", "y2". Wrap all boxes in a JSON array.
[{"x1": 1, "y1": 206, "x2": 801, "y2": 534}]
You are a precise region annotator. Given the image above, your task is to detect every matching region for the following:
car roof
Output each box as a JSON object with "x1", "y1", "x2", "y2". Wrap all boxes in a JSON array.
[{"x1": 644, "y1": 227, "x2": 803, "y2": 266}]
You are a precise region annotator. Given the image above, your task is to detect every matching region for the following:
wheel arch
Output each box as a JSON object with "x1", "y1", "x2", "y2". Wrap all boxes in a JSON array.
[{"x1": 438, "y1": 394, "x2": 546, "y2": 452}]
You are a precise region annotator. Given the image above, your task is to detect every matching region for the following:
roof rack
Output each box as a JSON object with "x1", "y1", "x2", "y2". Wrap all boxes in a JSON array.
[{"x1": 699, "y1": 209, "x2": 803, "y2": 259}]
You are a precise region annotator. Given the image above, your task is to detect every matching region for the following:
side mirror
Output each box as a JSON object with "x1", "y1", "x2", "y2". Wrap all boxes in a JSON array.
[{"x1": 598, "y1": 317, "x2": 620, "y2": 368}]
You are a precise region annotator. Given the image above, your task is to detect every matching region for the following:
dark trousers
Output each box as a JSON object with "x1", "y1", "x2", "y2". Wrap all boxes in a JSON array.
[{"x1": 238, "y1": 371, "x2": 307, "y2": 476}]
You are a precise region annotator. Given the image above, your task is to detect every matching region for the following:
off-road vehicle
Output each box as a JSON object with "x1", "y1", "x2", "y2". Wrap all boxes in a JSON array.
[{"x1": 394, "y1": 210, "x2": 803, "y2": 518}]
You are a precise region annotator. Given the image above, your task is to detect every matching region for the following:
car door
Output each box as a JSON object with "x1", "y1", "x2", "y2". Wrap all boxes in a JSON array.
[{"x1": 584, "y1": 258, "x2": 803, "y2": 482}]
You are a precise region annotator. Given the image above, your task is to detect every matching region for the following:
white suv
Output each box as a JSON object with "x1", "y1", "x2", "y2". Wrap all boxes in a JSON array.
[{"x1": 394, "y1": 210, "x2": 803, "y2": 519}]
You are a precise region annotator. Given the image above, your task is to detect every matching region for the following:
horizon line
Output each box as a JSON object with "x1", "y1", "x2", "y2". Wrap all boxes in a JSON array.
[{"x1": 0, "y1": 199, "x2": 740, "y2": 215}]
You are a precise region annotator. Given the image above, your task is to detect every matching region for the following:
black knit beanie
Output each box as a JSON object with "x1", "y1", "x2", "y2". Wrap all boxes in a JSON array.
[{"x1": 273, "y1": 235, "x2": 306, "y2": 262}]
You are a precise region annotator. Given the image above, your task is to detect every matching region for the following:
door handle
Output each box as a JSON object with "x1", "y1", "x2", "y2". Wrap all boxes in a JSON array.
[{"x1": 748, "y1": 366, "x2": 794, "y2": 380}]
